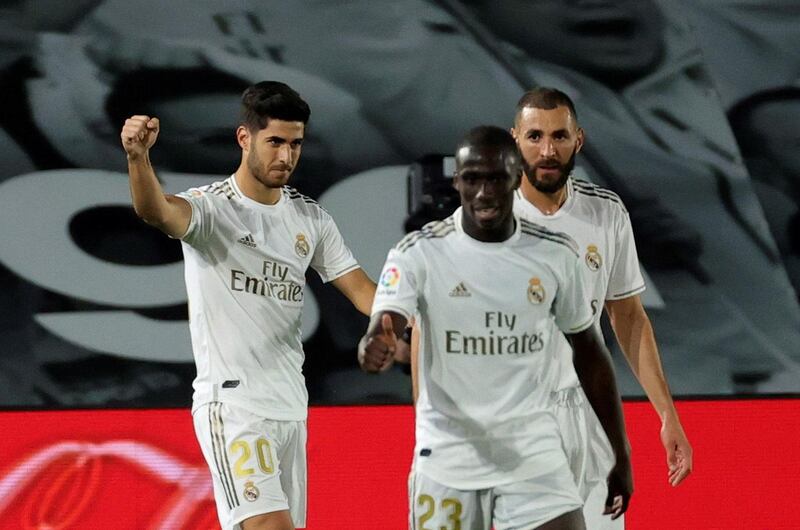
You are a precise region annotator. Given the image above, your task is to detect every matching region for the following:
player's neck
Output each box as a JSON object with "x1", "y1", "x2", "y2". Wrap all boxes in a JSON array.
[
  {"x1": 463, "y1": 218, "x2": 516, "y2": 243},
  {"x1": 520, "y1": 175, "x2": 568, "y2": 216},
  {"x1": 234, "y1": 170, "x2": 282, "y2": 205}
]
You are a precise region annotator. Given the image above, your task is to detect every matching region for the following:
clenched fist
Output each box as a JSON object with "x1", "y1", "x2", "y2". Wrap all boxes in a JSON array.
[{"x1": 120, "y1": 115, "x2": 160, "y2": 159}]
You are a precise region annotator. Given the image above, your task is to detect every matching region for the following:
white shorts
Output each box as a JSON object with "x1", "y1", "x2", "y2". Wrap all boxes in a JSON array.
[
  {"x1": 192, "y1": 402, "x2": 307, "y2": 529},
  {"x1": 408, "y1": 464, "x2": 583, "y2": 530},
  {"x1": 553, "y1": 386, "x2": 623, "y2": 530}
]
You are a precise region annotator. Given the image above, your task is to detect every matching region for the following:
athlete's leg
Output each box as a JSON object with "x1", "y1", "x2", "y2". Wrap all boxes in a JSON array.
[
  {"x1": 491, "y1": 461, "x2": 583, "y2": 530},
  {"x1": 193, "y1": 403, "x2": 302, "y2": 530},
  {"x1": 277, "y1": 420, "x2": 308, "y2": 528},
  {"x1": 534, "y1": 508, "x2": 585, "y2": 530},
  {"x1": 553, "y1": 387, "x2": 624, "y2": 529}
]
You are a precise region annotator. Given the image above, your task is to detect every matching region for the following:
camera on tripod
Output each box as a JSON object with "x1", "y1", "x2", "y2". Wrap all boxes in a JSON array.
[{"x1": 405, "y1": 154, "x2": 458, "y2": 232}]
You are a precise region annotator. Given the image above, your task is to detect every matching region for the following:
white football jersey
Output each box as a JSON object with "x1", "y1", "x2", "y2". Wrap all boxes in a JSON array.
[
  {"x1": 372, "y1": 208, "x2": 593, "y2": 489},
  {"x1": 177, "y1": 176, "x2": 359, "y2": 420},
  {"x1": 514, "y1": 178, "x2": 646, "y2": 391}
]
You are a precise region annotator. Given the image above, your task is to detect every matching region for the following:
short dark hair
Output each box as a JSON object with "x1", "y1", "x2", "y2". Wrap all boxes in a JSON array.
[
  {"x1": 240, "y1": 81, "x2": 311, "y2": 131},
  {"x1": 457, "y1": 125, "x2": 518, "y2": 155},
  {"x1": 456, "y1": 126, "x2": 521, "y2": 175},
  {"x1": 514, "y1": 87, "x2": 578, "y2": 125},
  {"x1": 106, "y1": 66, "x2": 250, "y2": 128}
]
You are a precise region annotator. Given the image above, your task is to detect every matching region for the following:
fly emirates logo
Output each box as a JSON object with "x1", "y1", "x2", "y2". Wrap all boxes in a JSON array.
[
  {"x1": 230, "y1": 260, "x2": 303, "y2": 302},
  {"x1": 445, "y1": 311, "x2": 545, "y2": 356}
]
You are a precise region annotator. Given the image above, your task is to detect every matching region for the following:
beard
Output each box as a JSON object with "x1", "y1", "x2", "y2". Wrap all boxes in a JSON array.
[
  {"x1": 523, "y1": 147, "x2": 577, "y2": 193},
  {"x1": 247, "y1": 145, "x2": 291, "y2": 189}
]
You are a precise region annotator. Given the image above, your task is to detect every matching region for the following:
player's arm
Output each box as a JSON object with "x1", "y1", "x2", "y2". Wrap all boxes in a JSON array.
[
  {"x1": 362, "y1": 249, "x2": 419, "y2": 373},
  {"x1": 410, "y1": 323, "x2": 420, "y2": 404},
  {"x1": 566, "y1": 325, "x2": 633, "y2": 519},
  {"x1": 358, "y1": 311, "x2": 408, "y2": 373},
  {"x1": 120, "y1": 115, "x2": 191, "y2": 238},
  {"x1": 394, "y1": 325, "x2": 413, "y2": 364},
  {"x1": 606, "y1": 295, "x2": 693, "y2": 486},
  {"x1": 331, "y1": 268, "x2": 376, "y2": 316}
]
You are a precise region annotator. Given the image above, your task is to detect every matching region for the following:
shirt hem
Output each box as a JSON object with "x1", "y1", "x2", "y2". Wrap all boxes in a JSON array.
[
  {"x1": 413, "y1": 451, "x2": 564, "y2": 490},
  {"x1": 192, "y1": 396, "x2": 308, "y2": 422}
]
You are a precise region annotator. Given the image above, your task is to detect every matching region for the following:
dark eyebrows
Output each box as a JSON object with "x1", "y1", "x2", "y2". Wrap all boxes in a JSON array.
[
  {"x1": 525, "y1": 128, "x2": 570, "y2": 137},
  {"x1": 456, "y1": 168, "x2": 510, "y2": 180},
  {"x1": 264, "y1": 135, "x2": 304, "y2": 145}
]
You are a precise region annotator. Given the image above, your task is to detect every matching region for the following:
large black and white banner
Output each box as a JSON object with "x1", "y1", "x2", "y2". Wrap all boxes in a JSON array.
[{"x1": 1, "y1": 0, "x2": 799, "y2": 408}]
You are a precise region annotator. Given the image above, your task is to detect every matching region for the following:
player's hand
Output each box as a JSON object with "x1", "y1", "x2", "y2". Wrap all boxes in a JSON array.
[
  {"x1": 121, "y1": 115, "x2": 160, "y2": 159},
  {"x1": 661, "y1": 413, "x2": 693, "y2": 486},
  {"x1": 358, "y1": 314, "x2": 397, "y2": 373},
  {"x1": 604, "y1": 455, "x2": 633, "y2": 520}
]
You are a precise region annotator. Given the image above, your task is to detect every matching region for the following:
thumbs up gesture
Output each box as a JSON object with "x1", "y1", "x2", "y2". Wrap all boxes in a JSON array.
[{"x1": 359, "y1": 313, "x2": 400, "y2": 373}]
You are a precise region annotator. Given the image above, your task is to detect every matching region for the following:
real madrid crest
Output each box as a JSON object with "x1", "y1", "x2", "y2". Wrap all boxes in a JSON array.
[
  {"x1": 527, "y1": 277, "x2": 546, "y2": 305},
  {"x1": 585, "y1": 244, "x2": 602, "y2": 272},
  {"x1": 295, "y1": 233, "x2": 310, "y2": 257},
  {"x1": 243, "y1": 481, "x2": 260, "y2": 502}
]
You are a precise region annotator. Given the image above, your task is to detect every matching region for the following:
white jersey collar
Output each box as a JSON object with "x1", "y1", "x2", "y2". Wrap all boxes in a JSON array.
[
  {"x1": 514, "y1": 177, "x2": 575, "y2": 220},
  {"x1": 230, "y1": 174, "x2": 287, "y2": 211}
]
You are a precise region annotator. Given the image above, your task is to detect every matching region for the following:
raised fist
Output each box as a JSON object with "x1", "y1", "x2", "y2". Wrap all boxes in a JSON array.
[{"x1": 120, "y1": 115, "x2": 160, "y2": 158}]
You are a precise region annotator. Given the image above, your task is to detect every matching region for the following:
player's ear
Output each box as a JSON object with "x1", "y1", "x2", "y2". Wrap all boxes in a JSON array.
[
  {"x1": 575, "y1": 127, "x2": 585, "y2": 154},
  {"x1": 236, "y1": 125, "x2": 250, "y2": 151},
  {"x1": 510, "y1": 156, "x2": 522, "y2": 190}
]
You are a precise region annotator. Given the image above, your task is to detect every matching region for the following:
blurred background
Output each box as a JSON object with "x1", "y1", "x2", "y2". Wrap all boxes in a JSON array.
[{"x1": 1, "y1": 0, "x2": 799, "y2": 408}]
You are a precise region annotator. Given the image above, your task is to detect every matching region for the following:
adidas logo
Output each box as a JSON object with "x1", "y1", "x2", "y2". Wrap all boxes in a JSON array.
[
  {"x1": 449, "y1": 282, "x2": 471, "y2": 297},
  {"x1": 237, "y1": 234, "x2": 257, "y2": 248}
]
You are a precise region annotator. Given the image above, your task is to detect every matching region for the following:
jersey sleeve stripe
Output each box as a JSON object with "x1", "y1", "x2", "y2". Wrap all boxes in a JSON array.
[
  {"x1": 328, "y1": 263, "x2": 361, "y2": 282},
  {"x1": 573, "y1": 188, "x2": 626, "y2": 210},
  {"x1": 205, "y1": 180, "x2": 236, "y2": 199},
  {"x1": 571, "y1": 178, "x2": 619, "y2": 195},
  {"x1": 285, "y1": 186, "x2": 319, "y2": 205},
  {"x1": 607, "y1": 283, "x2": 647, "y2": 300},
  {"x1": 285, "y1": 186, "x2": 333, "y2": 214},
  {"x1": 571, "y1": 180, "x2": 626, "y2": 211},
  {"x1": 571, "y1": 183, "x2": 620, "y2": 201},
  {"x1": 519, "y1": 219, "x2": 579, "y2": 256},
  {"x1": 395, "y1": 231, "x2": 424, "y2": 252},
  {"x1": 520, "y1": 229, "x2": 580, "y2": 257},
  {"x1": 396, "y1": 218, "x2": 455, "y2": 252},
  {"x1": 518, "y1": 222, "x2": 572, "y2": 245},
  {"x1": 567, "y1": 316, "x2": 594, "y2": 333}
]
